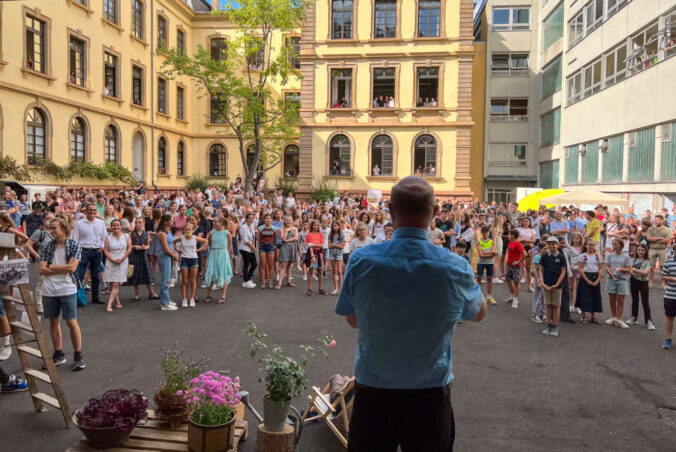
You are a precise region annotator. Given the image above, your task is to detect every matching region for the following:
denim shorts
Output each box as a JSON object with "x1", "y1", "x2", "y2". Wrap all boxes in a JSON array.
[
  {"x1": 476, "y1": 263, "x2": 494, "y2": 279},
  {"x1": 43, "y1": 294, "x2": 78, "y2": 320},
  {"x1": 605, "y1": 278, "x2": 629, "y2": 295},
  {"x1": 180, "y1": 257, "x2": 199, "y2": 269},
  {"x1": 259, "y1": 242, "x2": 275, "y2": 254}
]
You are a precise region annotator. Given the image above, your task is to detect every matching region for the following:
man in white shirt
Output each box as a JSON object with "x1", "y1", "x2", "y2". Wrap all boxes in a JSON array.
[{"x1": 72, "y1": 204, "x2": 107, "y2": 304}]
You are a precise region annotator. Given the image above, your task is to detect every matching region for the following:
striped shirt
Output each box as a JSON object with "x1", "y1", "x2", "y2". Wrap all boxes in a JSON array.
[{"x1": 661, "y1": 258, "x2": 676, "y2": 300}]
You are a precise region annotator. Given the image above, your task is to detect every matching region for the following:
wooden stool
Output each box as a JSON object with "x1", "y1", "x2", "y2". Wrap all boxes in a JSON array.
[{"x1": 255, "y1": 424, "x2": 294, "y2": 452}]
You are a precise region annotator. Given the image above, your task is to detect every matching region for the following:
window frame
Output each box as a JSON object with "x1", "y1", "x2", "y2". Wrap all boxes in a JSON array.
[
  {"x1": 69, "y1": 116, "x2": 87, "y2": 163},
  {"x1": 370, "y1": 65, "x2": 399, "y2": 108},
  {"x1": 177, "y1": 141, "x2": 185, "y2": 176},
  {"x1": 210, "y1": 94, "x2": 228, "y2": 124},
  {"x1": 566, "y1": 70, "x2": 582, "y2": 105},
  {"x1": 210, "y1": 36, "x2": 228, "y2": 62},
  {"x1": 373, "y1": 0, "x2": 399, "y2": 40},
  {"x1": 176, "y1": 85, "x2": 185, "y2": 121},
  {"x1": 414, "y1": 64, "x2": 442, "y2": 108},
  {"x1": 157, "y1": 136, "x2": 168, "y2": 175},
  {"x1": 330, "y1": 0, "x2": 355, "y2": 40},
  {"x1": 157, "y1": 14, "x2": 168, "y2": 50},
  {"x1": 283, "y1": 144, "x2": 300, "y2": 178},
  {"x1": 582, "y1": 57, "x2": 602, "y2": 98},
  {"x1": 329, "y1": 66, "x2": 355, "y2": 109},
  {"x1": 490, "y1": 53, "x2": 529, "y2": 76},
  {"x1": 157, "y1": 77, "x2": 168, "y2": 115},
  {"x1": 131, "y1": 0, "x2": 145, "y2": 41},
  {"x1": 176, "y1": 28, "x2": 186, "y2": 56},
  {"x1": 209, "y1": 143, "x2": 227, "y2": 178},
  {"x1": 488, "y1": 142, "x2": 528, "y2": 167},
  {"x1": 412, "y1": 133, "x2": 439, "y2": 177},
  {"x1": 103, "y1": 48, "x2": 120, "y2": 98},
  {"x1": 104, "y1": 123, "x2": 118, "y2": 163},
  {"x1": 246, "y1": 37, "x2": 265, "y2": 71},
  {"x1": 68, "y1": 32, "x2": 88, "y2": 88},
  {"x1": 327, "y1": 133, "x2": 353, "y2": 176},
  {"x1": 103, "y1": 0, "x2": 119, "y2": 25},
  {"x1": 489, "y1": 98, "x2": 528, "y2": 122},
  {"x1": 23, "y1": 9, "x2": 51, "y2": 75},
  {"x1": 369, "y1": 133, "x2": 395, "y2": 177},
  {"x1": 417, "y1": 0, "x2": 442, "y2": 38},
  {"x1": 286, "y1": 36, "x2": 301, "y2": 70},
  {"x1": 25, "y1": 106, "x2": 49, "y2": 165},
  {"x1": 492, "y1": 7, "x2": 530, "y2": 31},
  {"x1": 131, "y1": 63, "x2": 145, "y2": 107}
]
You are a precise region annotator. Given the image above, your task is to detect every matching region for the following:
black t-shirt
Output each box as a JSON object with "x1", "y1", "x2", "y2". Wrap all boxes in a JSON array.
[
  {"x1": 24, "y1": 213, "x2": 43, "y2": 238},
  {"x1": 540, "y1": 251, "x2": 567, "y2": 286},
  {"x1": 435, "y1": 219, "x2": 453, "y2": 249},
  {"x1": 32, "y1": 200, "x2": 47, "y2": 211}
]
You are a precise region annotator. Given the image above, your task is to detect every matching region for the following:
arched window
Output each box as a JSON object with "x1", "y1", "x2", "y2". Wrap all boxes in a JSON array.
[
  {"x1": 370, "y1": 134, "x2": 393, "y2": 176},
  {"x1": 158, "y1": 137, "x2": 167, "y2": 174},
  {"x1": 329, "y1": 134, "x2": 351, "y2": 176},
  {"x1": 414, "y1": 134, "x2": 437, "y2": 176},
  {"x1": 210, "y1": 38, "x2": 228, "y2": 61},
  {"x1": 105, "y1": 125, "x2": 118, "y2": 163},
  {"x1": 284, "y1": 145, "x2": 299, "y2": 178},
  {"x1": 177, "y1": 141, "x2": 185, "y2": 176},
  {"x1": 70, "y1": 117, "x2": 86, "y2": 162},
  {"x1": 246, "y1": 145, "x2": 264, "y2": 175},
  {"x1": 210, "y1": 144, "x2": 226, "y2": 177},
  {"x1": 26, "y1": 108, "x2": 46, "y2": 165}
]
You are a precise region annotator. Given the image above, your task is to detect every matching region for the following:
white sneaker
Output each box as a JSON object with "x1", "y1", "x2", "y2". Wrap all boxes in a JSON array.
[
  {"x1": 647, "y1": 320, "x2": 656, "y2": 331},
  {"x1": 532, "y1": 315, "x2": 543, "y2": 324},
  {"x1": 313, "y1": 275, "x2": 318, "y2": 280},
  {"x1": 170, "y1": 301, "x2": 177, "y2": 307},
  {"x1": 605, "y1": 317, "x2": 617, "y2": 325},
  {"x1": 575, "y1": 307, "x2": 582, "y2": 315},
  {"x1": 181, "y1": 299, "x2": 188, "y2": 308},
  {"x1": 303, "y1": 275, "x2": 307, "y2": 281},
  {"x1": 160, "y1": 304, "x2": 178, "y2": 311},
  {"x1": 274, "y1": 274, "x2": 279, "y2": 281},
  {"x1": 504, "y1": 296, "x2": 513, "y2": 303},
  {"x1": 616, "y1": 319, "x2": 629, "y2": 329},
  {"x1": 493, "y1": 278, "x2": 503, "y2": 284},
  {"x1": 626, "y1": 317, "x2": 637, "y2": 325},
  {"x1": 331, "y1": 289, "x2": 339, "y2": 295},
  {"x1": 242, "y1": 281, "x2": 249, "y2": 288},
  {"x1": 189, "y1": 299, "x2": 196, "y2": 308},
  {"x1": 0, "y1": 346, "x2": 11, "y2": 361},
  {"x1": 511, "y1": 300, "x2": 519, "y2": 309},
  {"x1": 569, "y1": 306, "x2": 575, "y2": 313},
  {"x1": 247, "y1": 281, "x2": 257, "y2": 288}
]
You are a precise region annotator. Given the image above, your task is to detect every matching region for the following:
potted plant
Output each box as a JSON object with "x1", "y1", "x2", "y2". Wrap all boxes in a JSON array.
[
  {"x1": 184, "y1": 371, "x2": 241, "y2": 452},
  {"x1": 73, "y1": 388, "x2": 148, "y2": 448},
  {"x1": 155, "y1": 345, "x2": 207, "y2": 429},
  {"x1": 246, "y1": 322, "x2": 334, "y2": 432}
]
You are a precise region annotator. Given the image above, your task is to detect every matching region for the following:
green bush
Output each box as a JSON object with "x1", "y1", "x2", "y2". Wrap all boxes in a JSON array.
[
  {"x1": 309, "y1": 177, "x2": 337, "y2": 202},
  {"x1": 275, "y1": 177, "x2": 297, "y2": 195},
  {"x1": 186, "y1": 174, "x2": 209, "y2": 192}
]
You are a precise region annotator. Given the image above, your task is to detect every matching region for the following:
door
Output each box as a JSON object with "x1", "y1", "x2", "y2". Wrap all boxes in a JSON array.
[{"x1": 133, "y1": 132, "x2": 144, "y2": 181}]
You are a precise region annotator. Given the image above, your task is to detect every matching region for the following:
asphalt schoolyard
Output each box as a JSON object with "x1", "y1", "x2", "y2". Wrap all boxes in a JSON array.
[{"x1": 1, "y1": 265, "x2": 675, "y2": 451}]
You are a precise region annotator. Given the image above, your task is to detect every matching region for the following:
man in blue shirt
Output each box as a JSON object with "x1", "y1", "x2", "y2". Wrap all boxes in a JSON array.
[{"x1": 335, "y1": 176, "x2": 487, "y2": 451}]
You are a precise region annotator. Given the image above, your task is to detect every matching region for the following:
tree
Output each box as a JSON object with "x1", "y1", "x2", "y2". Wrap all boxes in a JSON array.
[{"x1": 162, "y1": 0, "x2": 305, "y2": 192}]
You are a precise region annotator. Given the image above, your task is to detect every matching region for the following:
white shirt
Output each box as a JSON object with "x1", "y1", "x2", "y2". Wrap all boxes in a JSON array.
[
  {"x1": 43, "y1": 247, "x2": 77, "y2": 297},
  {"x1": 349, "y1": 237, "x2": 375, "y2": 251},
  {"x1": 342, "y1": 229, "x2": 354, "y2": 254},
  {"x1": 72, "y1": 217, "x2": 107, "y2": 249},
  {"x1": 238, "y1": 222, "x2": 256, "y2": 253}
]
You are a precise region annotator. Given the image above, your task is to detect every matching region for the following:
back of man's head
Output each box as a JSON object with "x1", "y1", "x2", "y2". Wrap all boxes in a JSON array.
[{"x1": 389, "y1": 176, "x2": 435, "y2": 227}]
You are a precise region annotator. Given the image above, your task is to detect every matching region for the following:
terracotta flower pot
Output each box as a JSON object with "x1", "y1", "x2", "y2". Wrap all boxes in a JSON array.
[
  {"x1": 187, "y1": 411, "x2": 237, "y2": 452},
  {"x1": 73, "y1": 411, "x2": 136, "y2": 449},
  {"x1": 154, "y1": 390, "x2": 190, "y2": 429}
]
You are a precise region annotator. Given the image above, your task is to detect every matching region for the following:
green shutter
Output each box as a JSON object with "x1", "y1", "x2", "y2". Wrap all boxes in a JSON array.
[
  {"x1": 628, "y1": 127, "x2": 655, "y2": 182},
  {"x1": 541, "y1": 56, "x2": 562, "y2": 100},
  {"x1": 540, "y1": 108, "x2": 561, "y2": 147},
  {"x1": 540, "y1": 159, "x2": 559, "y2": 189},
  {"x1": 543, "y1": 4, "x2": 564, "y2": 51},
  {"x1": 581, "y1": 141, "x2": 599, "y2": 183},
  {"x1": 660, "y1": 124, "x2": 676, "y2": 180},
  {"x1": 564, "y1": 146, "x2": 579, "y2": 184},
  {"x1": 602, "y1": 135, "x2": 624, "y2": 183}
]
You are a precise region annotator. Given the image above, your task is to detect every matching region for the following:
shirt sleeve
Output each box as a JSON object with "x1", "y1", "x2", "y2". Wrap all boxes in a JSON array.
[
  {"x1": 335, "y1": 259, "x2": 356, "y2": 316},
  {"x1": 458, "y1": 259, "x2": 484, "y2": 320}
]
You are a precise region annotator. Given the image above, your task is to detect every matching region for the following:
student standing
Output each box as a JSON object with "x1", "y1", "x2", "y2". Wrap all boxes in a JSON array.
[
  {"x1": 604, "y1": 238, "x2": 632, "y2": 328},
  {"x1": 539, "y1": 237, "x2": 568, "y2": 337},
  {"x1": 627, "y1": 244, "x2": 654, "y2": 329},
  {"x1": 577, "y1": 239, "x2": 604, "y2": 324},
  {"x1": 204, "y1": 216, "x2": 234, "y2": 304},
  {"x1": 175, "y1": 223, "x2": 208, "y2": 307},
  {"x1": 532, "y1": 242, "x2": 547, "y2": 323},
  {"x1": 327, "y1": 220, "x2": 346, "y2": 295},
  {"x1": 156, "y1": 214, "x2": 179, "y2": 311},
  {"x1": 277, "y1": 215, "x2": 298, "y2": 289},
  {"x1": 305, "y1": 220, "x2": 327, "y2": 296},
  {"x1": 505, "y1": 229, "x2": 527, "y2": 308},
  {"x1": 475, "y1": 225, "x2": 496, "y2": 304},
  {"x1": 238, "y1": 213, "x2": 258, "y2": 288},
  {"x1": 128, "y1": 218, "x2": 157, "y2": 301},
  {"x1": 660, "y1": 245, "x2": 676, "y2": 350},
  {"x1": 257, "y1": 214, "x2": 277, "y2": 289},
  {"x1": 102, "y1": 219, "x2": 131, "y2": 313}
]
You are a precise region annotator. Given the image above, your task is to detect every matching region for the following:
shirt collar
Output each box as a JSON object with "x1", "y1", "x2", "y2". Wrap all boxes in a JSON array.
[{"x1": 392, "y1": 227, "x2": 429, "y2": 240}]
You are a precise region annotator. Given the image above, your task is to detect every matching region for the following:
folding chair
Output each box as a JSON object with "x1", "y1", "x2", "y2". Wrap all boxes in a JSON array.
[{"x1": 301, "y1": 377, "x2": 355, "y2": 447}]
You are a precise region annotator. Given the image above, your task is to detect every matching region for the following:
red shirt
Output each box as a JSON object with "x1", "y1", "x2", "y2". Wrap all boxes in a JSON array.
[{"x1": 507, "y1": 241, "x2": 525, "y2": 266}]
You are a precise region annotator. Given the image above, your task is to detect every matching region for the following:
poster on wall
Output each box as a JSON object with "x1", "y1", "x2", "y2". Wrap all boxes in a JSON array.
[
  {"x1": 367, "y1": 189, "x2": 383, "y2": 205},
  {"x1": 0, "y1": 259, "x2": 29, "y2": 286}
]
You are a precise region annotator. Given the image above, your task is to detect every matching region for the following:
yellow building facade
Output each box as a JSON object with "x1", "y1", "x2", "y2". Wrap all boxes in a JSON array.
[{"x1": 0, "y1": 0, "x2": 480, "y2": 195}]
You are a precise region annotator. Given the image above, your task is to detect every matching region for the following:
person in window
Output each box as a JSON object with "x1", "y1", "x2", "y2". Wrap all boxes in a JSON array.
[
  {"x1": 415, "y1": 166, "x2": 423, "y2": 177},
  {"x1": 70, "y1": 72, "x2": 76, "y2": 84},
  {"x1": 416, "y1": 97, "x2": 425, "y2": 107},
  {"x1": 372, "y1": 165, "x2": 380, "y2": 176},
  {"x1": 340, "y1": 98, "x2": 348, "y2": 108},
  {"x1": 429, "y1": 97, "x2": 438, "y2": 107},
  {"x1": 427, "y1": 164, "x2": 436, "y2": 176},
  {"x1": 332, "y1": 100, "x2": 341, "y2": 108},
  {"x1": 665, "y1": 39, "x2": 676, "y2": 54},
  {"x1": 104, "y1": 85, "x2": 111, "y2": 96},
  {"x1": 387, "y1": 96, "x2": 395, "y2": 108},
  {"x1": 373, "y1": 97, "x2": 379, "y2": 108},
  {"x1": 378, "y1": 95, "x2": 385, "y2": 107}
]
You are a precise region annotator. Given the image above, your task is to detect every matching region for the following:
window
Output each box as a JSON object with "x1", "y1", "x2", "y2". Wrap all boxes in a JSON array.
[
  {"x1": 584, "y1": 0, "x2": 603, "y2": 35},
  {"x1": 540, "y1": 160, "x2": 560, "y2": 189},
  {"x1": 157, "y1": 15, "x2": 167, "y2": 49},
  {"x1": 540, "y1": 108, "x2": 561, "y2": 147},
  {"x1": 416, "y1": 67, "x2": 439, "y2": 106},
  {"x1": 286, "y1": 37, "x2": 300, "y2": 69},
  {"x1": 414, "y1": 134, "x2": 437, "y2": 176},
  {"x1": 329, "y1": 134, "x2": 351, "y2": 175},
  {"x1": 103, "y1": 0, "x2": 118, "y2": 24},
  {"x1": 372, "y1": 68, "x2": 396, "y2": 107},
  {"x1": 284, "y1": 145, "x2": 299, "y2": 178},
  {"x1": 210, "y1": 38, "x2": 228, "y2": 61},
  {"x1": 158, "y1": 137, "x2": 167, "y2": 174},
  {"x1": 247, "y1": 39, "x2": 264, "y2": 71},
  {"x1": 330, "y1": 68, "x2": 352, "y2": 107},
  {"x1": 582, "y1": 58, "x2": 602, "y2": 97},
  {"x1": 132, "y1": 65, "x2": 143, "y2": 105},
  {"x1": 492, "y1": 7, "x2": 529, "y2": 31},
  {"x1": 490, "y1": 98, "x2": 528, "y2": 121},
  {"x1": 26, "y1": 108, "x2": 46, "y2": 165},
  {"x1": 157, "y1": 77, "x2": 167, "y2": 114},
  {"x1": 629, "y1": 21, "x2": 659, "y2": 74},
  {"x1": 211, "y1": 95, "x2": 227, "y2": 124},
  {"x1": 604, "y1": 43, "x2": 627, "y2": 87},
  {"x1": 370, "y1": 135, "x2": 393, "y2": 176},
  {"x1": 541, "y1": 56, "x2": 561, "y2": 100},
  {"x1": 332, "y1": 0, "x2": 353, "y2": 39},
  {"x1": 105, "y1": 125, "x2": 117, "y2": 163},
  {"x1": 491, "y1": 53, "x2": 528, "y2": 76},
  {"x1": 69, "y1": 37, "x2": 86, "y2": 87},
  {"x1": 210, "y1": 144, "x2": 227, "y2": 177},
  {"x1": 132, "y1": 0, "x2": 144, "y2": 40},
  {"x1": 25, "y1": 15, "x2": 46, "y2": 73},
  {"x1": 568, "y1": 0, "x2": 631, "y2": 49},
  {"x1": 285, "y1": 91, "x2": 300, "y2": 107},
  {"x1": 487, "y1": 188, "x2": 511, "y2": 204},
  {"x1": 177, "y1": 29, "x2": 185, "y2": 55},
  {"x1": 176, "y1": 86, "x2": 184, "y2": 120},
  {"x1": 488, "y1": 143, "x2": 527, "y2": 166},
  {"x1": 70, "y1": 117, "x2": 86, "y2": 162},
  {"x1": 177, "y1": 141, "x2": 185, "y2": 175},
  {"x1": 543, "y1": 3, "x2": 564, "y2": 51},
  {"x1": 374, "y1": 0, "x2": 397, "y2": 39},
  {"x1": 418, "y1": 1, "x2": 440, "y2": 37},
  {"x1": 104, "y1": 52, "x2": 118, "y2": 97},
  {"x1": 568, "y1": 12, "x2": 584, "y2": 46},
  {"x1": 566, "y1": 71, "x2": 581, "y2": 105}
]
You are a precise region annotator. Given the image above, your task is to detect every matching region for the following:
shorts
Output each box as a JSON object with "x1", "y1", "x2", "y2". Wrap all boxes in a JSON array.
[
  {"x1": 665, "y1": 298, "x2": 676, "y2": 317},
  {"x1": 543, "y1": 288, "x2": 562, "y2": 307},
  {"x1": 328, "y1": 250, "x2": 343, "y2": 261},
  {"x1": 323, "y1": 249, "x2": 329, "y2": 261},
  {"x1": 43, "y1": 294, "x2": 78, "y2": 321},
  {"x1": 276, "y1": 243, "x2": 282, "y2": 250},
  {"x1": 343, "y1": 253, "x2": 350, "y2": 264},
  {"x1": 506, "y1": 265, "x2": 521, "y2": 283},
  {"x1": 476, "y1": 263, "x2": 494, "y2": 279},
  {"x1": 571, "y1": 268, "x2": 580, "y2": 279},
  {"x1": 180, "y1": 257, "x2": 199, "y2": 269},
  {"x1": 605, "y1": 278, "x2": 629, "y2": 295},
  {"x1": 649, "y1": 249, "x2": 667, "y2": 267},
  {"x1": 259, "y1": 242, "x2": 275, "y2": 254}
]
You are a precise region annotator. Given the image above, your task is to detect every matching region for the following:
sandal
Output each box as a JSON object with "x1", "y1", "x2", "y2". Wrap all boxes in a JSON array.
[
  {"x1": 115, "y1": 304, "x2": 122, "y2": 309},
  {"x1": 204, "y1": 296, "x2": 211, "y2": 303},
  {"x1": 260, "y1": 283, "x2": 267, "y2": 289},
  {"x1": 131, "y1": 296, "x2": 140, "y2": 302},
  {"x1": 274, "y1": 284, "x2": 281, "y2": 290},
  {"x1": 217, "y1": 298, "x2": 226, "y2": 304},
  {"x1": 286, "y1": 282, "x2": 296, "y2": 288},
  {"x1": 319, "y1": 289, "x2": 328, "y2": 295},
  {"x1": 149, "y1": 294, "x2": 159, "y2": 300},
  {"x1": 580, "y1": 317, "x2": 587, "y2": 324},
  {"x1": 591, "y1": 317, "x2": 602, "y2": 325},
  {"x1": 307, "y1": 289, "x2": 314, "y2": 296}
]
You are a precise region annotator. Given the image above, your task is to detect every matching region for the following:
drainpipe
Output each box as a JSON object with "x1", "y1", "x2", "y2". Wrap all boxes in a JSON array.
[{"x1": 150, "y1": 0, "x2": 155, "y2": 186}]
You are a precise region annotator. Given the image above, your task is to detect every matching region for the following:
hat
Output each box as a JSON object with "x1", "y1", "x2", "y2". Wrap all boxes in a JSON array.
[{"x1": 546, "y1": 237, "x2": 559, "y2": 243}]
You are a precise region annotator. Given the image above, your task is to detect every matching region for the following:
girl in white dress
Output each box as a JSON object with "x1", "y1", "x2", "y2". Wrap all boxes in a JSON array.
[{"x1": 103, "y1": 219, "x2": 131, "y2": 313}]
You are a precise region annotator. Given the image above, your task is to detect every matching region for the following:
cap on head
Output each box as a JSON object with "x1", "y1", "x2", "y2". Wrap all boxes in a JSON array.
[{"x1": 546, "y1": 237, "x2": 559, "y2": 243}]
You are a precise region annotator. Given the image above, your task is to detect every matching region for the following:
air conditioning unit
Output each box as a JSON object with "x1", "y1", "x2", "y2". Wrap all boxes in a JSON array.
[
  {"x1": 578, "y1": 144, "x2": 587, "y2": 156},
  {"x1": 600, "y1": 139, "x2": 609, "y2": 153}
]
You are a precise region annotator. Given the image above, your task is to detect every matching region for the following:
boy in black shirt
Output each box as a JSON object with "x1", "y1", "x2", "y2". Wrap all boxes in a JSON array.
[{"x1": 539, "y1": 237, "x2": 567, "y2": 337}]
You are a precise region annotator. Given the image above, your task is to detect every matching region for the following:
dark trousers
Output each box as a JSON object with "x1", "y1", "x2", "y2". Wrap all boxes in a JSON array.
[
  {"x1": 348, "y1": 383, "x2": 454, "y2": 452},
  {"x1": 630, "y1": 278, "x2": 651, "y2": 323},
  {"x1": 240, "y1": 250, "x2": 257, "y2": 282},
  {"x1": 559, "y1": 276, "x2": 571, "y2": 322},
  {"x1": 78, "y1": 248, "x2": 102, "y2": 303},
  {"x1": 0, "y1": 365, "x2": 9, "y2": 385}
]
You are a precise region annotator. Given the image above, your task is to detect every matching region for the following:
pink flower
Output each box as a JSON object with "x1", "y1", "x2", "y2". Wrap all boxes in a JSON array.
[
  {"x1": 176, "y1": 390, "x2": 184, "y2": 396},
  {"x1": 328, "y1": 340, "x2": 336, "y2": 348}
]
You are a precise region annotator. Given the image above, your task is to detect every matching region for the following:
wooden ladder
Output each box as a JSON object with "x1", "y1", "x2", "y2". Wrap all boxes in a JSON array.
[{"x1": 2, "y1": 282, "x2": 70, "y2": 427}]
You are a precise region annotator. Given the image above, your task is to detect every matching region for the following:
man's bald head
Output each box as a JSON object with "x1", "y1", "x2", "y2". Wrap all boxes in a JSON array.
[{"x1": 389, "y1": 176, "x2": 437, "y2": 228}]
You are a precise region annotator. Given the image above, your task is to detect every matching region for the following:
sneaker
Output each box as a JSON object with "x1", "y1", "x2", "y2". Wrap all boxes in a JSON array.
[
  {"x1": 330, "y1": 289, "x2": 339, "y2": 295},
  {"x1": 0, "y1": 346, "x2": 11, "y2": 361},
  {"x1": 504, "y1": 296, "x2": 513, "y2": 303},
  {"x1": 1, "y1": 375, "x2": 29, "y2": 392},
  {"x1": 246, "y1": 281, "x2": 257, "y2": 288},
  {"x1": 615, "y1": 319, "x2": 629, "y2": 329},
  {"x1": 242, "y1": 281, "x2": 249, "y2": 288},
  {"x1": 72, "y1": 357, "x2": 86, "y2": 371},
  {"x1": 662, "y1": 339, "x2": 672, "y2": 350},
  {"x1": 52, "y1": 353, "x2": 67, "y2": 366},
  {"x1": 532, "y1": 315, "x2": 543, "y2": 324},
  {"x1": 542, "y1": 315, "x2": 548, "y2": 322},
  {"x1": 569, "y1": 306, "x2": 575, "y2": 313},
  {"x1": 604, "y1": 317, "x2": 617, "y2": 325},
  {"x1": 486, "y1": 296, "x2": 497, "y2": 305},
  {"x1": 303, "y1": 275, "x2": 307, "y2": 281},
  {"x1": 313, "y1": 275, "x2": 318, "y2": 280},
  {"x1": 494, "y1": 278, "x2": 503, "y2": 284},
  {"x1": 550, "y1": 326, "x2": 559, "y2": 337},
  {"x1": 189, "y1": 299, "x2": 196, "y2": 308},
  {"x1": 575, "y1": 307, "x2": 582, "y2": 315},
  {"x1": 160, "y1": 304, "x2": 178, "y2": 311},
  {"x1": 542, "y1": 325, "x2": 551, "y2": 336},
  {"x1": 511, "y1": 300, "x2": 519, "y2": 309},
  {"x1": 170, "y1": 301, "x2": 177, "y2": 307},
  {"x1": 626, "y1": 317, "x2": 637, "y2": 325},
  {"x1": 274, "y1": 274, "x2": 279, "y2": 282},
  {"x1": 181, "y1": 299, "x2": 188, "y2": 308},
  {"x1": 647, "y1": 320, "x2": 656, "y2": 331}
]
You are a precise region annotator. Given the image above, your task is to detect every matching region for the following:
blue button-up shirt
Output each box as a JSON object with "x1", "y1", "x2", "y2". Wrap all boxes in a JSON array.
[{"x1": 335, "y1": 227, "x2": 483, "y2": 389}]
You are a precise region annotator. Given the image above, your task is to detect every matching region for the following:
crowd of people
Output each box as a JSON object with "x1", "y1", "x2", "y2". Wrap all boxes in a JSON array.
[{"x1": 1, "y1": 180, "x2": 675, "y2": 391}]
